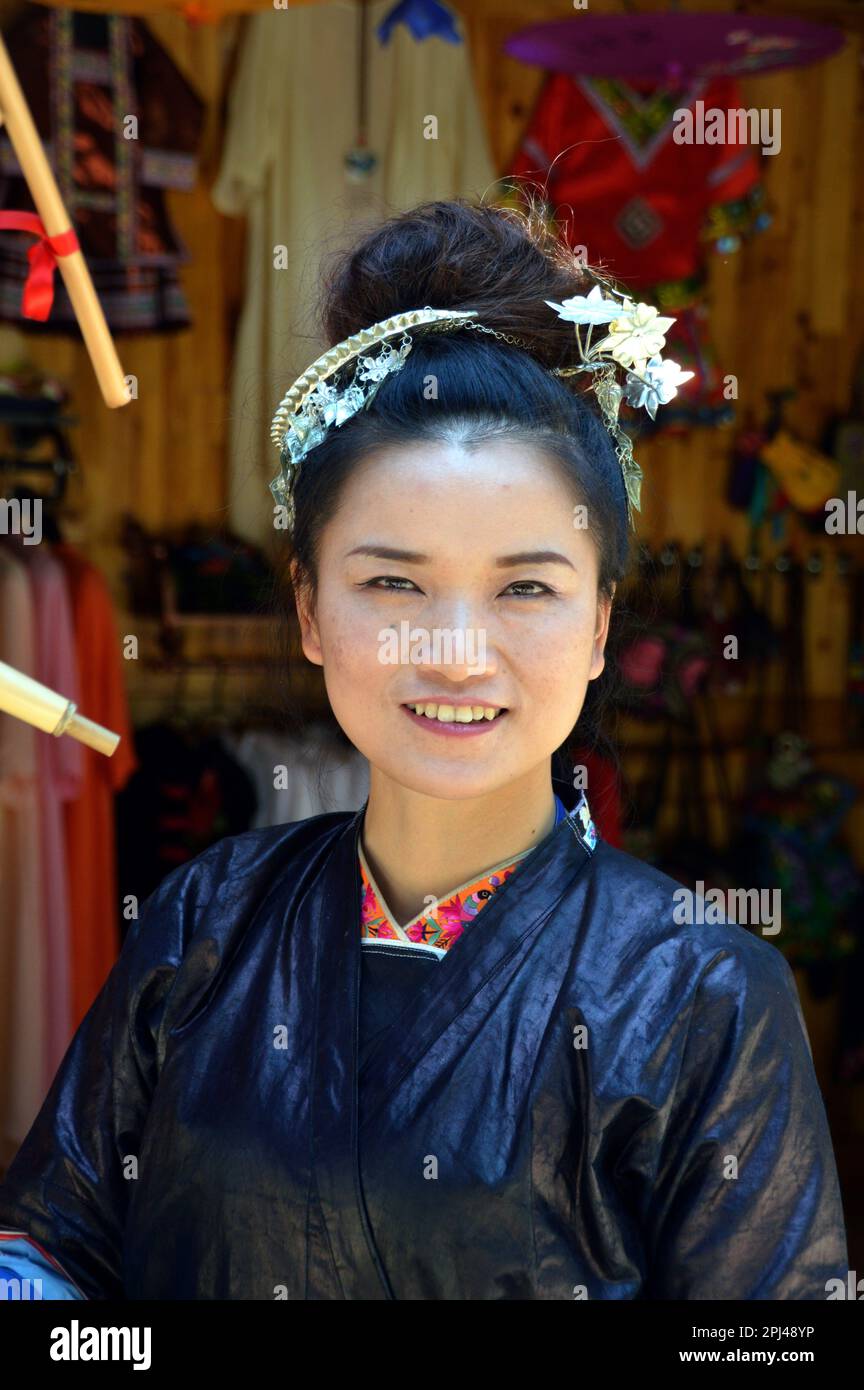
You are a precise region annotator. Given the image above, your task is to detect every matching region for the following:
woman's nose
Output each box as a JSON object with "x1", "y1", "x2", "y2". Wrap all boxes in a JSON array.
[{"x1": 399, "y1": 598, "x2": 497, "y2": 678}]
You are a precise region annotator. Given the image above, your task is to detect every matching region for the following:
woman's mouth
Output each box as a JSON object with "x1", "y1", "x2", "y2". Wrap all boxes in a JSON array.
[{"x1": 401, "y1": 702, "x2": 508, "y2": 738}]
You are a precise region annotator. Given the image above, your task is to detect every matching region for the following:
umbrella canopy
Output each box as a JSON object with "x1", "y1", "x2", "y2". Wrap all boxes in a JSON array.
[{"x1": 505, "y1": 13, "x2": 845, "y2": 83}]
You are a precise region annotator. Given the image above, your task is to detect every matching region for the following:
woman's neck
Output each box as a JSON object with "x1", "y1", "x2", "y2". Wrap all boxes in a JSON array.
[{"x1": 359, "y1": 765, "x2": 558, "y2": 928}]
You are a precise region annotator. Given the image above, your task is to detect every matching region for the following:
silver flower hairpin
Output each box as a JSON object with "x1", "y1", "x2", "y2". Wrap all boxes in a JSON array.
[{"x1": 546, "y1": 285, "x2": 695, "y2": 523}]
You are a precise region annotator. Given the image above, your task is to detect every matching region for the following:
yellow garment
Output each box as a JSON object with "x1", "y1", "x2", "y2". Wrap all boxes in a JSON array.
[{"x1": 211, "y1": 0, "x2": 497, "y2": 547}]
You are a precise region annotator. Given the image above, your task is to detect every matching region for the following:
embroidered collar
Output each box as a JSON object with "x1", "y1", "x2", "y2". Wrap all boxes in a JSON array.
[{"x1": 359, "y1": 792, "x2": 597, "y2": 958}]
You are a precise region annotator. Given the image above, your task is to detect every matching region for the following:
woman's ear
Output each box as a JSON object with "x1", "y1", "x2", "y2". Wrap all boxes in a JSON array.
[
  {"x1": 291, "y1": 560, "x2": 324, "y2": 667},
  {"x1": 588, "y1": 585, "x2": 615, "y2": 681}
]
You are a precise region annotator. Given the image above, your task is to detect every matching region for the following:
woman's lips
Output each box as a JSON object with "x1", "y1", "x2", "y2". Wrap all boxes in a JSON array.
[{"x1": 400, "y1": 704, "x2": 509, "y2": 738}]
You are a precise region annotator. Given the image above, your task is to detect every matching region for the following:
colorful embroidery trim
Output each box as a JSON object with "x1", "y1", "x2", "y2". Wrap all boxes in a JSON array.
[
  {"x1": 359, "y1": 841, "x2": 531, "y2": 957},
  {"x1": 359, "y1": 793, "x2": 597, "y2": 956}
]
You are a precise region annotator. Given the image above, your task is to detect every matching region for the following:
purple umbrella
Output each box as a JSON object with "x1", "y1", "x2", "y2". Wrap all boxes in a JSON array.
[{"x1": 504, "y1": 13, "x2": 845, "y2": 83}]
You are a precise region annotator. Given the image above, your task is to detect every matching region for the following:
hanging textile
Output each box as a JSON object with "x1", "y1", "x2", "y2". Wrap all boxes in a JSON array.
[
  {"x1": 0, "y1": 549, "x2": 47, "y2": 1167},
  {"x1": 210, "y1": 0, "x2": 496, "y2": 546},
  {"x1": 226, "y1": 724, "x2": 370, "y2": 827},
  {"x1": 0, "y1": 4, "x2": 205, "y2": 336},
  {"x1": 115, "y1": 720, "x2": 257, "y2": 929},
  {"x1": 20, "y1": 548, "x2": 84, "y2": 1085},
  {"x1": 53, "y1": 543, "x2": 138, "y2": 1031}
]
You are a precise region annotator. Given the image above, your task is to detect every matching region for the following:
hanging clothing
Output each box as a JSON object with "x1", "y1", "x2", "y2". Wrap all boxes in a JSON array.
[
  {"x1": 210, "y1": 0, "x2": 497, "y2": 546},
  {"x1": 225, "y1": 725, "x2": 370, "y2": 828},
  {"x1": 0, "y1": 549, "x2": 47, "y2": 1169},
  {"x1": 53, "y1": 543, "x2": 138, "y2": 1031},
  {"x1": 115, "y1": 722, "x2": 258, "y2": 930},
  {"x1": 0, "y1": 776, "x2": 847, "y2": 1299},
  {"x1": 21, "y1": 549, "x2": 83, "y2": 1086},
  {"x1": 508, "y1": 74, "x2": 765, "y2": 285},
  {"x1": 505, "y1": 73, "x2": 767, "y2": 428},
  {"x1": 0, "y1": 4, "x2": 205, "y2": 335}
]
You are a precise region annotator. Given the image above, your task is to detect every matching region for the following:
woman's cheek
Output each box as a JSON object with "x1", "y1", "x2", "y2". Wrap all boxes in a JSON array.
[
  {"x1": 320, "y1": 598, "x2": 378, "y2": 674},
  {"x1": 505, "y1": 602, "x2": 592, "y2": 667}
]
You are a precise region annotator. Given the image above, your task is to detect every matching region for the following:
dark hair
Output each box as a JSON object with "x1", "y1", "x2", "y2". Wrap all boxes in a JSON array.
[{"x1": 274, "y1": 197, "x2": 635, "y2": 778}]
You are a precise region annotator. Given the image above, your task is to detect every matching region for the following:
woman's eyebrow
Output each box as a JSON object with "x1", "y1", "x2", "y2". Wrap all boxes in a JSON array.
[
  {"x1": 344, "y1": 545, "x2": 427, "y2": 562},
  {"x1": 344, "y1": 545, "x2": 576, "y2": 570},
  {"x1": 495, "y1": 550, "x2": 576, "y2": 570}
]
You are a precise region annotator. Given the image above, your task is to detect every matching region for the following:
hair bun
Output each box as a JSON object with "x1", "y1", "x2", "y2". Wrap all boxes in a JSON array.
[{"x1": 320, "y1": 197, "x2": 607, "y2": 372}]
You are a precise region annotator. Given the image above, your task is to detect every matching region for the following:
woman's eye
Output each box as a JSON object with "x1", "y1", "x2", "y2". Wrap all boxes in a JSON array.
[
  {"x1": 503, "y1": 581, "x2": 555, "y2": 598},
  {"x1": 360, "y1": 576, "x2": 419, "y2": 592}
]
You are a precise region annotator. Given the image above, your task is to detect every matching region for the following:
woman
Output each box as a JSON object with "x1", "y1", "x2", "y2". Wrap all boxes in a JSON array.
[{"x1": 0, "y1": 200, "x2": 848, "y2": 1300}]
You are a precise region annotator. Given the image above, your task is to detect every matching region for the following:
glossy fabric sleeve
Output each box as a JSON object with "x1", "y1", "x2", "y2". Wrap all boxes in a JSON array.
[
  {"x1": 644, "y1": 941, "x2": 848, "y2": 1300},
  {"x1": 0, "y1": 867, "x2": 193, "y2": 1301}
]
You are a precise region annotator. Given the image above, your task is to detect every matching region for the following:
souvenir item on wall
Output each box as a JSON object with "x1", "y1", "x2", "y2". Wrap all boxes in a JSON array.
[
  {"x1": 760, "y1": 430, "x2": 841, "y2": 514},
  {"x1": 728, "y1": 409, "x2": 843, "y2": 535}
]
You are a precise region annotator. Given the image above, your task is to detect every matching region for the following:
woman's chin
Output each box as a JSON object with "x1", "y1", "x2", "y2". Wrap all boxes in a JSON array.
[{"x1": 371, "y1": 753, "x2": 512, "y2": 803}]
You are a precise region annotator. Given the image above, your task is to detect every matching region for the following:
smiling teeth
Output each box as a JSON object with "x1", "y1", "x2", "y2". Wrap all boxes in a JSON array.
[{"x1": 408, "y1": 703, "x2": 502, "y2": 723}]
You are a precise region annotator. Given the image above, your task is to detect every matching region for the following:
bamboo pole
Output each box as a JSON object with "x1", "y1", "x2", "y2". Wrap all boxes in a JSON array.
[
  {"x1": 0, "y1": 32, "x2": 131, "y2": 409},
  {"x1": 0, "y1": 660, "x2": 120, "y2": 756}
]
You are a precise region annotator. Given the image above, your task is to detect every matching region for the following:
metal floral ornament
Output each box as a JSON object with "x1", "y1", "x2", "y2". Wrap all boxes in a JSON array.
[{"x1": 545, "y1": 285, "x2": 695, "y2": 525}]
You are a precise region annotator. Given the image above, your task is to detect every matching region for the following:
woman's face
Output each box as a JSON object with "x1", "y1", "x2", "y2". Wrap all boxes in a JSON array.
[{"x1": 293, "y1": 438, "x2": 614, "y2": 801}]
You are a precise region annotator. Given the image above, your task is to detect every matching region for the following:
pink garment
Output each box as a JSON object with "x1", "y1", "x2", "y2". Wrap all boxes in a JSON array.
[
  {"x1": 22, "y1": 550, "x2": 83, "y2": 1089},
  {"x1": 0, "y1": 547, "x2": 46, "y2": 1166}
]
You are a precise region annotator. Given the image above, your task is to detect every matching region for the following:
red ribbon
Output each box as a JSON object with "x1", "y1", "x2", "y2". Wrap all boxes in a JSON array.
[{"x1": 0, "y1": 211, "x2": 79, "y2": 322}]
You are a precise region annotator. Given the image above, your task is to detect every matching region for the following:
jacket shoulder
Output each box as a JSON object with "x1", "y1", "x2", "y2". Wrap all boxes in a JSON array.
[
  {"x1": 585, "y1": 839, "x2": 795, "y2": 988},
  {"x1": 169, "y1": 809, "x2": 359, "y2": 889},
  {"x1": 126, "y1": 809, "x2": 360, "y2": 972}
]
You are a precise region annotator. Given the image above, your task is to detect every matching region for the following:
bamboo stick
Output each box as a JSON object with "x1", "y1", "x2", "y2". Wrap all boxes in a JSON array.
[
  {"x1": 0, "y1": 33, "x2": 131, "y2": 409},
  {"x1": 0, "y1": 659, "x2": 120, "y2": 756}
]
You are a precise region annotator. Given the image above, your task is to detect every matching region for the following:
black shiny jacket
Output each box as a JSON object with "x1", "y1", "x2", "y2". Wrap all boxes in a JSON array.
[{"x1": 0, "y1": 780, "x2": 848, "y2": 1299}]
